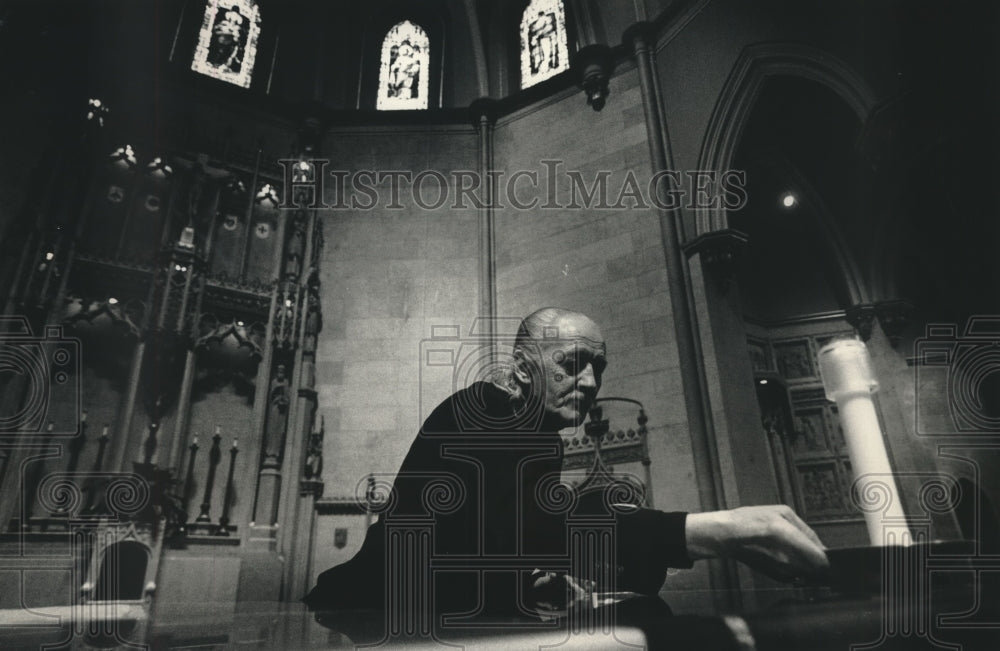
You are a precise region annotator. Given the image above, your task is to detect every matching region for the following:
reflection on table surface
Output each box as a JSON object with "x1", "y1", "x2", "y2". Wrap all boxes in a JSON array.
[
  {"x1": 1, "y1": 597, "x2": 758, "y2": 650},
  {"x1": 2, "y1": 563, "x2": 999, "y2": 651},
  {"x1": 0, "y1": 600, "x2": 652, "y2": 650}
]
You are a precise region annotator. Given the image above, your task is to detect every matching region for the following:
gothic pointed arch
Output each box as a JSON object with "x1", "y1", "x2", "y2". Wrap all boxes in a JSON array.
[
  {"x1": 696, "y1": 42, "x2": 876, "y2": 236},
  {"x1": 727, "y1": 74, "x2": 875, "y2": 318}
]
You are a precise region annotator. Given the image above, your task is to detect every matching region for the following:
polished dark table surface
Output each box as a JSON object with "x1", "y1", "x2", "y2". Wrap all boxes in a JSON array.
[
  {"x1": 3, "y1": 543, "x2": 998, "y2": 649},
  {"x1": 3, "y1": 589, "x2": 998, "y2": 650}
]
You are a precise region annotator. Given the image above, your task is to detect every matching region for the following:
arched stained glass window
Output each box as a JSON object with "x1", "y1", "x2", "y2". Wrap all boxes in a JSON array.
[
  {"x1": 191, "y1": 0, "x2": 262, "y2": 88},
  {"x1": 377, "y1": 21, "x2": 430, "y2": 111},
  {"x1": 519, "y1": 0, "x2": 569, "y2": 89}
]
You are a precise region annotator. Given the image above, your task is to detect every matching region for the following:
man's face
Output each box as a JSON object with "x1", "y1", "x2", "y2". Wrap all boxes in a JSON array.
[{"x1": 521, "y1": 314, "x2": 607, "y2": 429}]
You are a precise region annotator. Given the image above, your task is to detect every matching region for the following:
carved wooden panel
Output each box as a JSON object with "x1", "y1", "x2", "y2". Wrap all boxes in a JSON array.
[
  {"x1": 791, "y1": 407, "x2": 830, "y2": 457},
  {"x1": 773, "y1": 339, "x2": 814, "y2": 381},
  {"x1": 746, "y1": 336, "x2": 772, "y2": 373},
  {"x1": 754, "y1": 330, "x2": 866, "y2": 524},
  {"x1": 796, "y1": 461, "x2": 844, "y2": 516}
]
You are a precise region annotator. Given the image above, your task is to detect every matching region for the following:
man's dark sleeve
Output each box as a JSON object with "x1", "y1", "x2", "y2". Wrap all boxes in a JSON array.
[
  {"x1": 614, "y1": 508, "x2": 693, "y2": 595},
  {"x1": 571, "y1": 487, "x2": 694, "y2": 596}
]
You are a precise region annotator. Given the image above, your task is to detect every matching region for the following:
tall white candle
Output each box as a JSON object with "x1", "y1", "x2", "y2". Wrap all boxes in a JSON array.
[{"x1": 818, "y1": 338, "x2": 910, "y2": 546}]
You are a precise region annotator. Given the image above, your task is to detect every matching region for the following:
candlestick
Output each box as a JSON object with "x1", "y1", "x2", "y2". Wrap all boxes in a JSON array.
[
  {"x1": 81, "y1": 424, "x2": 112, "y2": 513},
  {"x1": 65, "y1": 412, "x2": 88, "y2": 477},
  {"x1": 217, "y1": 438, "x2": 240, "y2": 535},
  {"x1": 94, "y1": 425, "x2": 110, "y2": 471},
  {"x1": 143, "y1": 421, "x2": 158, "y2": 465},
  {"x1": 196, "y1": 429, "x2": 223, "y2": 523},
  {"x1": 182, "y1": 436, "x2": 200, "y2": 522}
]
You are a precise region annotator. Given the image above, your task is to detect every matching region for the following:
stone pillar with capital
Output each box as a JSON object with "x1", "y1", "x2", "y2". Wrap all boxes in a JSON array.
[
  {"x1": 470, "y1": 98, "x2": 498, "y2": 350},
  {"x1": 623, "y1": 20, "x2": 745, "y2": 610}
]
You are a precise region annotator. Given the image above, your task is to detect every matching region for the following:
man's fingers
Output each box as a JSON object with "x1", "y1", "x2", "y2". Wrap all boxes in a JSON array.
[
  {"x1": 768, "y1": 517, "x2": 829, "y2": 575},
  {"x1": 688, "y1": 505, "x2": 830, "y2": 581},
  {"x1": 531, "y1": 572, "x2": 594, "y2": 612},
  {"x1": 779, "y1": 508, "x2": 827, "y2": 551},
  {"x1": 563, "y1": 575, "x2": 590, "y2": 602}
]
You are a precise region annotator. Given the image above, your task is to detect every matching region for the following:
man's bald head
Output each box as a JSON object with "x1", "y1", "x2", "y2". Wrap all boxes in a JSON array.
[
  {"x1": 510, "y1": 308, "x2": 607, "y2": 429},
  {"x1": 514, "y1": 307, "x2": 604, "y2": 351}
]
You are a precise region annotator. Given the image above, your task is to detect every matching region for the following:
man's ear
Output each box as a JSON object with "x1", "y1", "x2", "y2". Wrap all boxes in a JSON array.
[{"x1": 511, "y1": 347, "x2": 532, "y2": 385}]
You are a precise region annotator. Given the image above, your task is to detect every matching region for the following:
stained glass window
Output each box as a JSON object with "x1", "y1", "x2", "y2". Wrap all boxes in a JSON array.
[
  {"x1": 191, "y1": 0, "x2": 262, "y2": 89},
  {"x1": 519, "y1": 0, "x2": 569, "y2": 89},
  {"x1": 377, "y1": 21, "x2": 430, "y2": 110}
]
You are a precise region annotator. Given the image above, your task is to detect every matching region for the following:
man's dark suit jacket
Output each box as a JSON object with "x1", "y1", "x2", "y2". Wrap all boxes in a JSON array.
[{"x1": 305, "y1": 381, "x2": 692, "y2": 615}]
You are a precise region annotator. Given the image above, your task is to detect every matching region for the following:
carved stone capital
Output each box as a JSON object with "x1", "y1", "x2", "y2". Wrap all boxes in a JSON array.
[
  {"x1": 846, "y1": 303, "x2": 877, "y2": 341},
  {"x1": 683, "y1": 228, "x2": 749, "y2": 293},
  {"x1": 875, "y1": 299, "x2": 915, "y2": 347},
  {"x1": 468, "y1": 97, "x2": 499, "y2": 129},
  {"x1": 622, "y1": 22, "x2": 655, "y2": 54},
  {"x1": 299, "y1": 479, "x2": 324, "y2": 499}
]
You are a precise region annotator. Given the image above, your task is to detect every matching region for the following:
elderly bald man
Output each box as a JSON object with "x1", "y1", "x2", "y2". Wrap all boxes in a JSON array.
[{"x1": 306, "y1": 307, "x2": 828, "y2": 616}]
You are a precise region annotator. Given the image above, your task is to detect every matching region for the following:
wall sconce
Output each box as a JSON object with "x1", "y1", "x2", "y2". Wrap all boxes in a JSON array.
[
  {"x1": 572, "y1": 44, "x2": 614, "y2": 111},
  {"x1": 109, "y1": 144, "x2": 137, "y2": 169},
  {"x1": 255, "y1": 183, "x2": 280, "y2": 207},
  {"x1": 145, "y1": 156, "x2": 173, "y2": 179},
  {"x1": 177, "y1": 226, "x2": 196, "y2": 250},
  {"x1": 87, "y1": 98, "x2": 109, "y2": 127}
]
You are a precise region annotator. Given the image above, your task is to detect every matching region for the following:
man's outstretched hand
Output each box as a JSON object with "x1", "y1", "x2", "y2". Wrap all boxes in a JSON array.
[
  {"x1": 527, "y1": 570, "x2": 595, "y2": 618},
  {"x1": 685, "y1": 505, "x2": 829, "y2": 582}
]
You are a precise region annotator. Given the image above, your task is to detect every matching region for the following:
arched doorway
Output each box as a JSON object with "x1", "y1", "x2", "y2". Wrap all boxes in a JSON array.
[
  {"x1": 731, "y1": 75, "x2": 873, "y2": 547},
  {"x1": 93, "y1": 540, "x2": 149, "y2": 602}
]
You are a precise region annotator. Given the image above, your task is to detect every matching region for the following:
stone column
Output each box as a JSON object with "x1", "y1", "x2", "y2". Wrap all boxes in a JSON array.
[
  {"x1": 471, "y1": 98, "x2": 497, "y2": 343},
  {"x1": 623, "y1": 22, "x2": 739, "y2": 608},
  {"x1": 245, "y1": 202, "x2": 289, "y2": 537}
]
